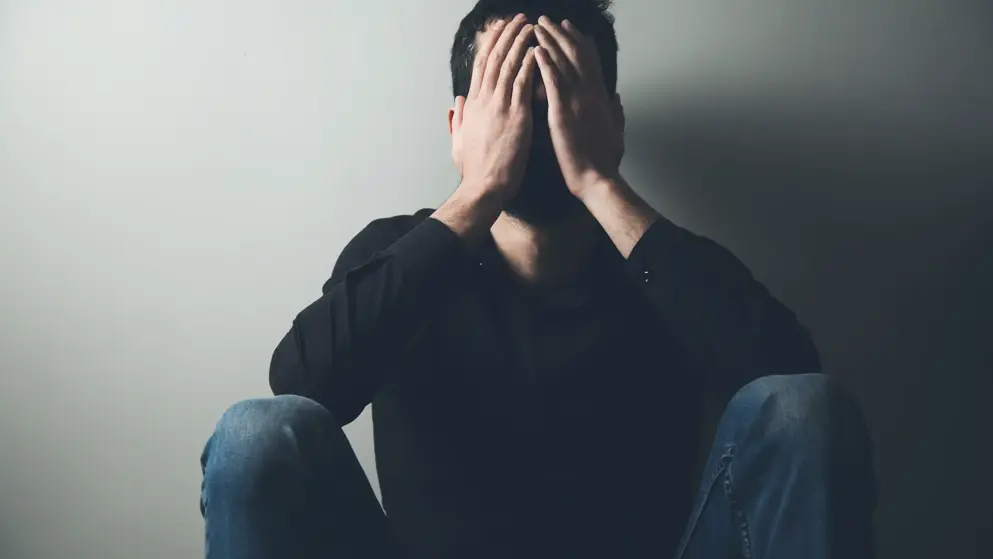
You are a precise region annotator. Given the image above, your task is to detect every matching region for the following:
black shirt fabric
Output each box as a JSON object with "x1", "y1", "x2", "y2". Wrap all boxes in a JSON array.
[{"x1": 269, "y1": 209, "x2": 820, "y2": 558}]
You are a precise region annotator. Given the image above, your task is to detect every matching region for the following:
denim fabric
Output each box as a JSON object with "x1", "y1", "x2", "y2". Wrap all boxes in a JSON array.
[
  {"x1": 200, "y1": 395, "x2": 398, "y2": 559},
  {"x1": 676, "y1": 374, "x2": 877, "y2": 559},
  {"x1": 201, "y1": 374, "x2": 875, "y2": 558}
]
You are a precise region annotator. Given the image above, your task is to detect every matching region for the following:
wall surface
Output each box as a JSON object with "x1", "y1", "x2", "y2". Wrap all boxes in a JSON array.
[{"x1": 1, "y1": 1, "x2": 989, "y2": 558}]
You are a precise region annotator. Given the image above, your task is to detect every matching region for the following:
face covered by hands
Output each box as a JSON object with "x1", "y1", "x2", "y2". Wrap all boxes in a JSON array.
[
  {"x1": 501, "y1": 88, "x2": 582, "y2": 224},
  {"x1": 504, "y1": 15, "x2": 625, "y2": 224},
  {"x1": 452, "y1": 15, "x2": 623, "y2": 226}
]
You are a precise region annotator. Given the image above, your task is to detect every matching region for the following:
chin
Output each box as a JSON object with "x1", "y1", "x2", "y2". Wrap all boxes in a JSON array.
[
  {"x1": 506, "y1": 130, "x2": 586, "y2": 225},
  {"x1": 503, "y1": 177, "x2": 586, "y2": 226}
]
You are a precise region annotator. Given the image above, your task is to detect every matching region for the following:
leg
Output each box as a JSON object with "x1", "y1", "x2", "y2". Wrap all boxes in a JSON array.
[
  {"x1": 675, "y1": 374, "x2": 877, "y2": 559},
  {"x1": 200, "y1": 395, "x2": 396, "y2": 559}
]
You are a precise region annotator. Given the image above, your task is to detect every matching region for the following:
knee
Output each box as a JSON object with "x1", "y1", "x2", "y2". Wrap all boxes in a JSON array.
[
  {"x1": 727, "y1": 373, "x2": 868, "y2": 446},
  {"x1": 201, "y1": 395, "x2": 332, "y2": 488}
]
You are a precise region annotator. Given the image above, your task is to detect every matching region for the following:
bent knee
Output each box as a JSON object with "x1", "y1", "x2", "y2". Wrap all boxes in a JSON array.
[
  {"x1": 201, "y1": 395, "x2": 332, "y2": 481},
  {"x1": 729, "y1": 374, "x2": 866, "y2": 442},
  {"x1": 214, "y1": 395, "x2": 330, "y2": 442}
]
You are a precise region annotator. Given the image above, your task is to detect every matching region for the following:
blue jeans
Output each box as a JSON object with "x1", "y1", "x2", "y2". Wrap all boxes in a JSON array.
[{"x1": 201, "y1": 374, "x2": 876, "y2": 558}]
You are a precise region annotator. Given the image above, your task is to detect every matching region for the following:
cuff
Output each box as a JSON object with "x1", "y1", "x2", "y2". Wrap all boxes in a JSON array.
[
  {"x1": 385, "y1": 216, "x2": 470, "y2": 276},
  {"x1": 622, "y1": 216, "x2": 688, "y2": 287}
]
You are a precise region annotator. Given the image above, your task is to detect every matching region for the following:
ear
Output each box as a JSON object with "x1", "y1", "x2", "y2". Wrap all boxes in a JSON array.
[
  {"x1": 612, "y1": 92, "x2": 625, "y2": 165},
  {"x1": 449, "y1": 96, "x2": 466, "y2": 171},
  {"x1": 611, "y1": 92, "x2": 625, "y2": 134},
  {"x1": 449, "y1": 95, "x2": 466, "y2": 136}
]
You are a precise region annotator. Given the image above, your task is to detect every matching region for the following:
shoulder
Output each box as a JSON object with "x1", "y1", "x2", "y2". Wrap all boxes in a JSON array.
[
  {"x1": 324, "y1": 208, "x2": 436, "y2": 290},
  {"x1": 355, "y1": 208, "x2": 436, "y2": 243}
]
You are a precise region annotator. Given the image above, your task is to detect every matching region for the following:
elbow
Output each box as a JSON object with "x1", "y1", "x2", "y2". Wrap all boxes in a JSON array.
[
  {"x1": 268, "y1": 328, "x2": 319, "y2": 400},
  {"x1": 801, "y1": 330, "x2": 822, "y2": 373},
  {"x1": 268, "y1": 336, "x2": 366, "y2": 427},
  {"x1": 268, "y1": 338, "x2": 302, "y2": 397},
  {"x1": 324, "y1": 399, "x2": 366, "y2": 427},
  {"x1": 770, "y1": 324, "x2": 821, "y2": 375},
  {"x1": 790, "y1": 330, "x2": 822, "y2": 374},
  {"x1": 759, "y1": 299, "x2": 821, "y2": 374}
]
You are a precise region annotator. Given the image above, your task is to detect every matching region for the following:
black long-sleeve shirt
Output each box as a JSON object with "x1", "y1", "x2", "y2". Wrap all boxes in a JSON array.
[{"x1": 270, "y1": 209, "x2": 820, "y2": 558}]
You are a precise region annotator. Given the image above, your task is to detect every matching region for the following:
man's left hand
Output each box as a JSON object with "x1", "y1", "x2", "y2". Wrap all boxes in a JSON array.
[{"x1": 533, "y1": 16, "x2": 624, "y2": 201}]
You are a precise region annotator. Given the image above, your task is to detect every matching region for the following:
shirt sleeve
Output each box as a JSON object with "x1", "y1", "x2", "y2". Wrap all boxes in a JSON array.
[
  {"x1": 623, "y1": 217, "x2": 821, "y2": 384},
  {"x1": 269, "y1": 215, "x2": 468, "y2": 425}
]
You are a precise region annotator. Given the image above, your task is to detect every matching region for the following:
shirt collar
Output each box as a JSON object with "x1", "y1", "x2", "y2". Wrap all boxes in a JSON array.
[{"x1": 475, "y1": 227, "x2": 622, "y2": 309}]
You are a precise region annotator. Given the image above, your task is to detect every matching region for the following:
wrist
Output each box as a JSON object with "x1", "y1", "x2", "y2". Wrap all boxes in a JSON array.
[
  {"x1": 459, "y1": 177, "x2": 511, "y2": 206},
  {"x1": 574, "y1": 172, "x2": 624, "y2": 206},
  {"x1": 574, "y1": 173, "x2": 661, "y2": 258},
  {"x1": 432, "y1": 182, "x2": 504, "y2": 246},
  {"x1": 578, "y1": 172, "x2": 661, "y2": 228}
]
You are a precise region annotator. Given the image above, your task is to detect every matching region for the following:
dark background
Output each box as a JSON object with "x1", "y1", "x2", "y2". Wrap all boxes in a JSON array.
[{"x1": 618, "y1": 1, "x2": 991, "y2": 556}]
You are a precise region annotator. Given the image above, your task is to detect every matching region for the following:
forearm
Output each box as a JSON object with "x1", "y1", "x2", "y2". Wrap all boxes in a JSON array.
[
  {"x1": 269, "y1": 225, "x2": 457, "y2": 422},
  {"x1": 431, "y1": 181, "x2": 505, "y2": 247},
  {"x1": 579, "y1": 173, "x2": 819, "y2": 377},
  {"x1": 576, "y1": 173, "x2": 660, "y2": 258},
  {"x1": 270, "y1": 183, "x2": 509, "y2": 423},
  {"x1": 529, "y1": 6, "x2": 817, "y2": 378}
]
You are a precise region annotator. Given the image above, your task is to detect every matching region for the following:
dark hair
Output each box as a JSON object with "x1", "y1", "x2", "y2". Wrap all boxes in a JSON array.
[{"x1": 450, "y1": 0, "x2": 618, "y2": 98}]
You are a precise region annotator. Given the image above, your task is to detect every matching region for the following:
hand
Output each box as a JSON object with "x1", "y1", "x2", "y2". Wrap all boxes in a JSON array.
[
  {"x1": 452, "y1": 14, "x2": 538, "y2": 205},
  {"x1": 533, "y1": 17, "x2": 624, "y2": 200}
]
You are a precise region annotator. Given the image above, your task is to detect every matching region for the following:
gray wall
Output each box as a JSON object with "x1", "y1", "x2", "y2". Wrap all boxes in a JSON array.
[{"x1": 0, "y1": 1, "x2": 988, "y2": 558}]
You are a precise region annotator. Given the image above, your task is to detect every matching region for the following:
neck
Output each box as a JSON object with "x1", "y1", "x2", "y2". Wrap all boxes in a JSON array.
[{"x1": 489, "y1": 211, "x2": 600, "y2": 289}]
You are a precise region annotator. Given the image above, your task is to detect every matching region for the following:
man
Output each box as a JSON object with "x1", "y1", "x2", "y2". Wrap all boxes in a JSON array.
[{"x1": 200, "y1": 1, "x2": 877, "y2": 558}]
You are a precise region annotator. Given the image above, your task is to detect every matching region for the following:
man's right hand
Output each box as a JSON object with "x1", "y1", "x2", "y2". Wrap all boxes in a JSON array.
[
  {"x1": 452, "y1": 14, "x2": 538, "y2": 202},
  {"x1": 433, "y1": 14, "x2": 537, "y2": 242}
]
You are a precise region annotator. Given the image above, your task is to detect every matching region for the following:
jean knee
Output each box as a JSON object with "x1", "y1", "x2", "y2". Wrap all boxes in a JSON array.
[
  {"x1": 728, "y1": 373, "x2": 865, "y2": 444},
  {"x1": 201, "y1": 395, "x2": 332, "y2": 486}
]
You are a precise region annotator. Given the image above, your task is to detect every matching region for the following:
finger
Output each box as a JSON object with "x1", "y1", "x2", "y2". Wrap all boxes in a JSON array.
[
  {"x1": 498, "y1": 23, "x2": 535, "y2": 97},
  {"x1": 534, "y1": 46, "x2": 562, "y2": 111},
  {"x1": 562, "y1": 19, "x2": 604, "y2": 83},
  {"x1": 467, "y1": 19, "x2": 507, "y2": 100},
  {"x1": 511, "y1": 46, "x2": 538, "y2": 108},
  {"x1": 560, "y1": 19, "x2": 583, "y2": 41},
  {"x1": 483, "y1": 14, "x2": 527, "y2": 93},
  {"x1": 533, "y1": 24, "x2": 575, "y2": 82},
  {"x1": 537, "y1": 16, "x2": 581, "y2": 73}
]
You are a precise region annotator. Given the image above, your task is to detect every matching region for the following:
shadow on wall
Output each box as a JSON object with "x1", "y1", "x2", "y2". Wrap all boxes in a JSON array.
[{"x1": 622, "y1": 89, "x2": 991, "y2": 559}]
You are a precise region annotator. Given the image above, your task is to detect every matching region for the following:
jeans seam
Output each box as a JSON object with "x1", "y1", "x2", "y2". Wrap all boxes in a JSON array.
[
  {"x1": 674, "y1": 443, "x2": 735, "y2": 559},
  {"x1": 723, "y1": 457, "x2": 753, "y2": 559}
]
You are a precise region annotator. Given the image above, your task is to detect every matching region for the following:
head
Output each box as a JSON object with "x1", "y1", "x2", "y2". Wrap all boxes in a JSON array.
[{"x1": 449, "y1": 0, "x2": 620, "y2": 225}]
